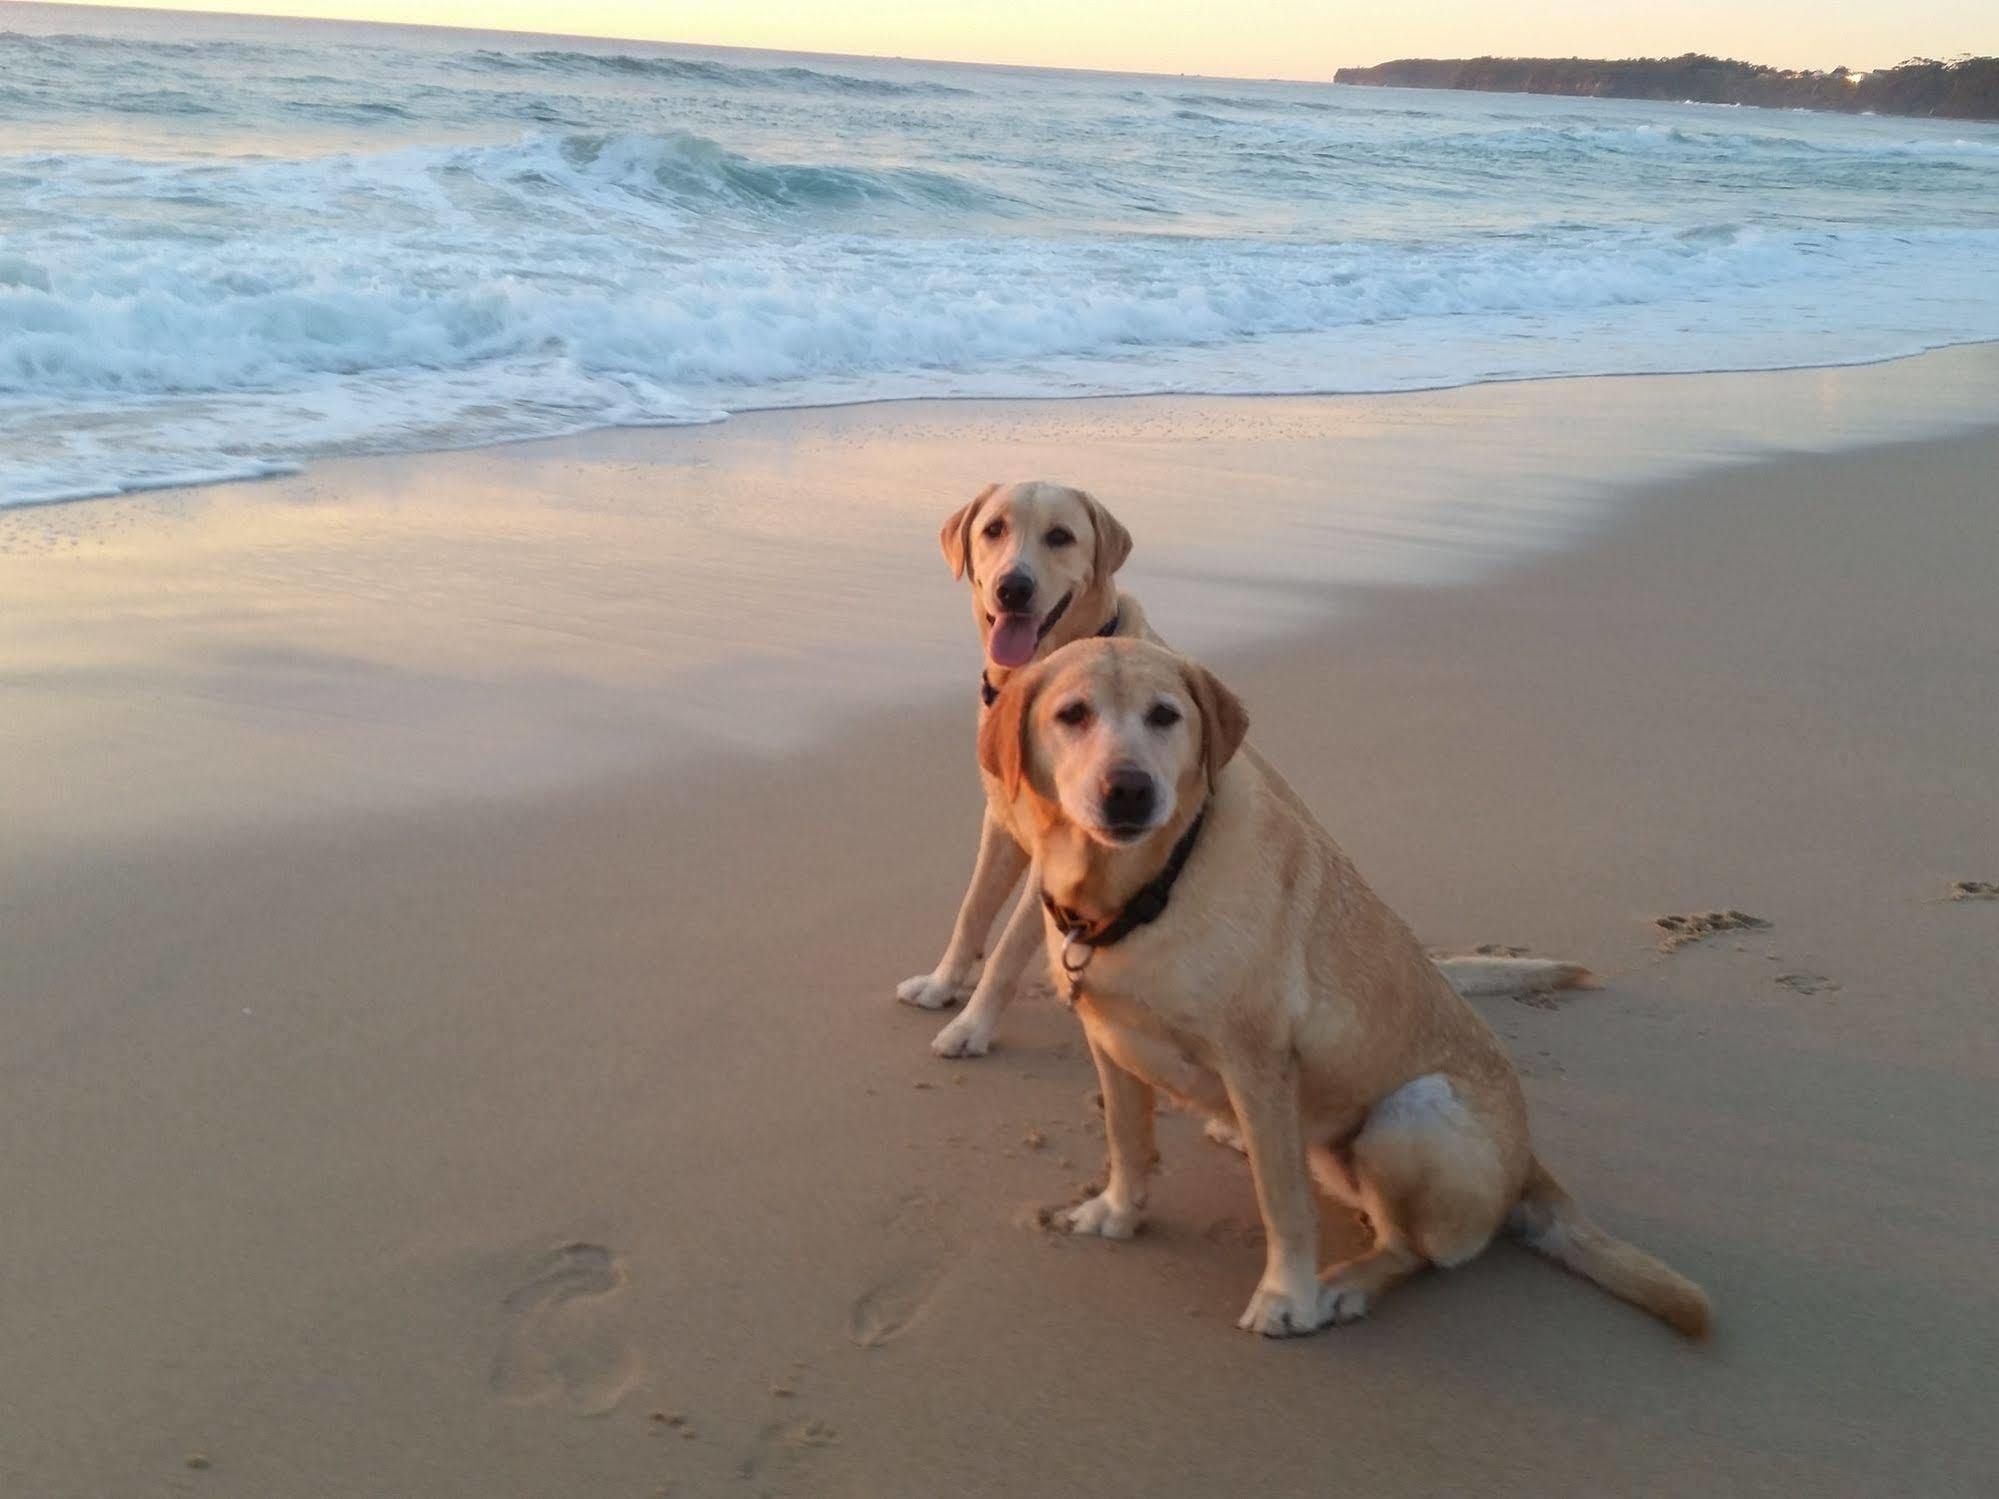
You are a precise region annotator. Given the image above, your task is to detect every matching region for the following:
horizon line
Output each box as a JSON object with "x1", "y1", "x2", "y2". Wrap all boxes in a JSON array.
[{"x1": 14, "y1": 0, "x2": 1957, "y2": 84}]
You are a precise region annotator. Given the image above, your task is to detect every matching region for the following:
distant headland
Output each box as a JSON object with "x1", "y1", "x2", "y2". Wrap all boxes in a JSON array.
[{"x1": 1332, "y1": 54, "x2": 1999, "y2": 121}]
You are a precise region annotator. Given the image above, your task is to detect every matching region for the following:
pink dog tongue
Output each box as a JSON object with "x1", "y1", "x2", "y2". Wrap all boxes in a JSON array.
[{"x1": 987, "y1": 614, "x2": 1039, "y2": 668}]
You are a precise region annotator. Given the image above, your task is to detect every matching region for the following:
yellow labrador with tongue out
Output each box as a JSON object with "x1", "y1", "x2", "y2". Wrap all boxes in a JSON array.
[
  {"x1": 982, "y1": 637, "x2": 1711, "y2": 1340},
  {"x1": 898, "y1": 481, "x2": 1156, "y2": 1059}
]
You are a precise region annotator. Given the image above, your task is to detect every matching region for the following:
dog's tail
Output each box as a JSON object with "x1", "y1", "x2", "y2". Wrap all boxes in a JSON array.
[
  {"x1": 1508, "y1": 1157, "x2": 1712, "y2": 1339},
  {"x1": 1433, "y1": 955, "x2": 1595, "y2": 1000}
]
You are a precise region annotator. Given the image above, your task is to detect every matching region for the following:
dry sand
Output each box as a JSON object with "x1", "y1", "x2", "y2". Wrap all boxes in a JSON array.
[{"x1": 4, "y1": 364, "x2": 1997, "y2": 1496}]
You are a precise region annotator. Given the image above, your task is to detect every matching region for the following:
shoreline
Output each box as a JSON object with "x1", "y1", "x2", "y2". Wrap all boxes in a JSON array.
[
  {"x1": 8, "y1": 344, "x2": 1999, "y2": 865},
  {"x1": 14, "y1": 336, "x2": 1999, "y2": 513},
  {"x1": 6, "y1": 399, "x2": 1997, "y2": 1495}
]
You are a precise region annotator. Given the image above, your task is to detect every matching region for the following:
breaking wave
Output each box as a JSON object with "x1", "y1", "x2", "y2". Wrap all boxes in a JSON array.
[{"x1": 4, "y1": 14, "x2": 1998, "y2": 504}]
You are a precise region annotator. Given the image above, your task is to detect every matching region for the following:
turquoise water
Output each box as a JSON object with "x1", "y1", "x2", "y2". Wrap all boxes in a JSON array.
[{"x1": 4, "y1": 3, "x2": 1998, "y2": 504}]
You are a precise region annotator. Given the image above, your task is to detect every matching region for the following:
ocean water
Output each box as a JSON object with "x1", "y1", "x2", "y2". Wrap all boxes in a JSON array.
[{"x1": 4, "y1": 5, "x2": 1999, "y2": 506}]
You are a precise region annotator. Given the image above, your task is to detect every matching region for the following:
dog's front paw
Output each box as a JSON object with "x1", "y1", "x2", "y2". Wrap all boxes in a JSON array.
[
  {"x1": 897, "y1": 970, "x2": 972, "y2": 1010},
  {"x1": 1236, "y1": 1276, "x2": 1331, "y2": 1338},
  {"x1": 930, "y1": 1011, "x2": 993, "y2": 1058},
  {"x1": 1065, "y1": 1191, "x2": 1142, "y2": 1240}
]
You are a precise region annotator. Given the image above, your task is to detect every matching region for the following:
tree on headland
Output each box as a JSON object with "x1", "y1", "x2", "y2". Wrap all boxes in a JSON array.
[{"x1": 1332, "y1": 54, "x2": 1999, "y2": 121}]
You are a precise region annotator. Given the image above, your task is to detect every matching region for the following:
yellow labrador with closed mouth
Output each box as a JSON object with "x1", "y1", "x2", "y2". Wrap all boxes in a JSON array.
[
  {"x1": 981, "y1": 636, "x2": 1712, "y2": 1339},
  {"x1": 901, "y1": 482, "x2": 1593, "y2": 1062}
]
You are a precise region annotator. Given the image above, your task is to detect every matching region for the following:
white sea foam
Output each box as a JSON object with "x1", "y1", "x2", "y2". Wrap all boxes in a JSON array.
[{"x1": 4, "y1": 13, "x2": 1998, "y2": 505}]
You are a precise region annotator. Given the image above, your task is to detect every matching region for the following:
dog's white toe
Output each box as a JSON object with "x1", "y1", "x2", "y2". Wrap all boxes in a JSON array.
[
  {"x1": 1236, "y1": 1279, "x2": 1331, "y2": 1338},
  {"x1": 897, "y1": 972, "x2": 970, "y2": 1010},
  {"x1": 1065, "y1": 1192, "x2": 1141, "y2": 1240},
  {"x1": 1317, "y1": 1277, "x2": 1373, "y2": 1325},
  {"x1": 930, "y1": 1014, "x2": 992, "y2": 1058},
  {"x1": 1202, "y1": 1117, "x2": 1246, "y2": 1154}
]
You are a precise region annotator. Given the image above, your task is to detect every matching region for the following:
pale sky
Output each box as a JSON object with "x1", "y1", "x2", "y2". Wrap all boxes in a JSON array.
[{"x1": 46, "y1": 0, "x2": 1999, "y2": 77}]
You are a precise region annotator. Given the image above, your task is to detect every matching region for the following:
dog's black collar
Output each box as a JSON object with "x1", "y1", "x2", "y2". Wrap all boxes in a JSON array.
[
  {"x1": 979, "y1": 606, "x2": 1122, "y2": 709},
  {"x1": 1041, "y1": 805, "x2": 1207, "y2": 998}
]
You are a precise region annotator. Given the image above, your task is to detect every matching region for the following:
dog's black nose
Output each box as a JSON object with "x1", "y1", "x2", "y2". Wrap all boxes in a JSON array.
[
  {"x1": 1100, "y1": 766, "x2": 1156, "y2": 829},
  {"x1": 995, "y1": 570, "x2": 1036, "y2": 612}
]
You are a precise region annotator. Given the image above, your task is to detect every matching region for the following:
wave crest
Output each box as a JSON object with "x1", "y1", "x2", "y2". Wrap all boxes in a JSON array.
[{"x1": 456, "y1": 46, "x2": 971, "y2": 97}]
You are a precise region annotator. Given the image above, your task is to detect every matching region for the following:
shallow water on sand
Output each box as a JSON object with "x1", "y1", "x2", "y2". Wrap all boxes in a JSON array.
[{"x1": 6, "y1": 346, "x2": 1997, "y2": 851}]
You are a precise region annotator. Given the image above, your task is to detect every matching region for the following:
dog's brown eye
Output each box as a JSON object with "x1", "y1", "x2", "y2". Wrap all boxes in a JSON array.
[
  {"x1": 1055, "y1": 701, "x2": 1093, "y2": 728},
  {"x1": 982, "y1": 519, "x2": 1005, "y2": 540},
  {"x1": 1145, "y1": 703, "x2": 1182, "y2": 729},
  {"x1": 1045, "y1": 526, "x2": 1075, "y2": 548}
]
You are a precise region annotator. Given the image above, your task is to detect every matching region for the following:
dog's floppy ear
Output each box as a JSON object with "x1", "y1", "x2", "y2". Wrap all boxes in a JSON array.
[
  {"x1": 1081, "y1": 491, "x2": 1133, "y2": 582},
  {"x1": 1183, "y1": 660, "x2": 1250, "y2": 791},
  {"x1": 940, "y1": 483, "x2": 999, "y2": 581},
  {"x1": 977, "y1": 660, "x2": 1043, "y2": 801}
]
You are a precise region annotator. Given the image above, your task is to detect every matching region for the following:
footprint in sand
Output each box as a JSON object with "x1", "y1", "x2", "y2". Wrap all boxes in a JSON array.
[
  {"x1": 738, "y1": 1371, "x2": 838, "y2": 1491},
  {"x1": 846, "y1": 1194, "x2": 950, "y2": 1348},
  {"x1": 738, "y1": 1415, "x2": 840, "y2": 1492},
  {"x1": 1654, "y1": 909, "x2": 1769, "y2": 951},
  {"x1": 490, "y1": 1242, "x2": 642, "y2": 1416},
  {"x1": 1774, "y1": 972, "x2": 1841, "y2": 995},
  {"x1": 846, "y1": 1256, "x2": 946, "y2": 1348}
]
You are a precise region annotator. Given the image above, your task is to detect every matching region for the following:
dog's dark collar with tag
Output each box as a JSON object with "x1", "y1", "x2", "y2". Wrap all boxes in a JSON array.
[
  {"x1": 979, "y1": 607, "x2": 1122, "y2": 710},
  {"x1": 1041, "y1": 804, "x2": 1207, "y2": 1001}
]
